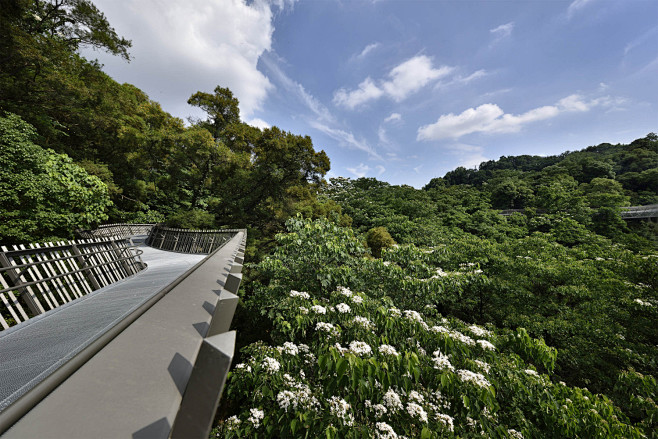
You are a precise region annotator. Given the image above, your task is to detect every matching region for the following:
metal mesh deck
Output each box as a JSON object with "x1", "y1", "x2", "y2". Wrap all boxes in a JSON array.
[{"x1": 0, "y1": 246, "x2": 205, "y2": 412}]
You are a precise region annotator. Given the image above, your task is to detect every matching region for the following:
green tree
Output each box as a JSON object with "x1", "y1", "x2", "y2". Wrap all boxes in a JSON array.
[
  {"x1": 366, "y1": 226, "x2": 396, "y2": 258},
  {"x1": 0, "y1": 113, "x2": 111, "y2": 243}
]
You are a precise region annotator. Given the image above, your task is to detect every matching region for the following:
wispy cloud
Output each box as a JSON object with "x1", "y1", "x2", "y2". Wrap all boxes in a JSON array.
[
  {"x1": 376, "y1": 165, "x2": 386, "y2": 175},
  {"x1": 490, "y1": 22, "x2": 514, "y2": 40},
  {"x1": 347, "y1": 163, "x2": 372, "y2": 178},
  {"x1": 334, "y1": 55, "x2": 454, "y2": 109},
  {"x1": 624, "y1": 25, "x2": 658, "y2": 56},
  {"x1": 384, "y1": 112, "x2": 402, "y2": 123},
  {"x1": 247, "y1": 117, "x2": 270, "y2": 129},
  {"x1": 354, "y1": 42, "x2": 380, "y2": 60},
  {"x1": 567, "y1": 0, "x2": 597, "y2": 20},
  {"x1": 417, "y1": 94, "x2": 610, "y2": 141},
  {"x1": 263, "y1": 55, "x2": 381, "y2": 158},
  {"x1": 310, "y1": 121, "x2": 381, "y2": 159},
  {"x1": 262, "y1": 55, "x2": 334, "y2": 123}
]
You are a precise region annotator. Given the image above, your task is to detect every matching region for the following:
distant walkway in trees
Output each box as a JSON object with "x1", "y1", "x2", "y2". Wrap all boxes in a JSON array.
[{"x1": 499, "y1": 204, "x2": 658, "y2": 220}]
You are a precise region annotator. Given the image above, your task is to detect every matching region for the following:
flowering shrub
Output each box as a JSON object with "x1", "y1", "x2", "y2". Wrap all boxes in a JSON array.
[
  {"x1": 216, "y1": 217, "x2": 655, "y2": 438},
  {"x1": 216, "y1": 281, "x2": 642, "y2": 437}
]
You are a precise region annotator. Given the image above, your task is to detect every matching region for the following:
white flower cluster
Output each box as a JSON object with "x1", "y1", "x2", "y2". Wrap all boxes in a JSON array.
[
  {"x1": 406, "y1": 402, "x2": 428, "y2": 422},
  {"x1": 234, "y1": 363, "x2": 252, "y2": 372},
  {"x1": 352, "y1": 316, "x2": 373, "y2": 329},
  {"x1": 378, "y1": 344, "x2": 399, "y2": 357},
  {"x1": 289, "y1": 290, "x2": 310, "y2": 299},
  {"x1": 430, "y1": 325, "x2": 450, "y2": 334},
  {"x1": 299, "y1": 306, "x2": 309, "y2": 314},
  {"x1": 450, "y1": 330, "x2": 476, "y2": 346},
  {"x1": 468, "y1": 324, "x2": 492, "y2": 338},
  {"x1": 508, "y1": 429, "x2": 524, "y2": 439},
  {"x1": 525, "y1": 369, "x2": 539, "y2": 377},
  {"x1": 310, "y1": 305, "x2": 327, "y2": 314},
  {"x1": 225, "y1": 415, "x2": 240, "y2": 430},
  {"x1": 383, "y1": 389, "x2": 403, "y2": 411},
  {"x1": 351, "y1": 295, "x2": 364, "y2": 304},
  {"x1": 277, "y1": 342, "x2": 299, "y2": 356},
  {"x1": 247, "y1": 408, "x2": 264, "y2": 428},
  {"x1": 436, "y1": 413, "x2": 455, "y2": 432},
  {"x1": 349, "y1": 340, "x2": 372, "y2": 357},
  {"x1": 262, "y1": 357, "x2": 280, "y2": 374},
  {"x1": 430, "y1": 390, "x2": 451, "y2": 411},
  {"x1": 315, "y1": 322, "x2": 337, "y2": 335},
  {"x1": 389, "y1": 307, "x2": 402, "y2": 317},
  {"x1": 276, "y1": 382, "x2": 319, "y2": 413},
  {"x1": 375, "y1": 422, "x2": 398, "y2": 439},
  {"x1": 336, "y1": 303, "x2": 351, "y2": 313},
  {"x1": 334, "y1": 343, "x2": 348, "y2": 355},
  {"x1": 432, "y1": 350, "x2": 454, "y2": 372},
  {"x1": 337, "y1": 286, "x2": 352, "y2": 297},
  {"x1": 474, "y1": 359, "x2": 490, "y2": 373},
  {"x1": 477, "y1": 339, "x2": 496, "y2": 351},
  {"x1": 634, "y1": 298, "x2": 653, "y2": 307},
  {"x1": 404, "y1": 310, "x2": 424, "y2": 323},
  {"x1": 328, "y1": 396, "x2": 354, "y2": 426},
  {"x1": 408, "y1": 390, "x2": 424, "y2": 404},
  {"x1": 457, "y1": 369, "x2": 491, "y2": 388},
  {"x1": 432, "y1": 268, "x2": 449, "y2": 278}
]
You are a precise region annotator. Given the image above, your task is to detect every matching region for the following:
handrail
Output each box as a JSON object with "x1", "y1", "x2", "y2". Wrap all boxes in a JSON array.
[
  {"x1": 146, "y1": 225, "x2": 242, "y2": 254},
  {"x1": 0, "y1": 238, "x2": 145, "y2": 331}
]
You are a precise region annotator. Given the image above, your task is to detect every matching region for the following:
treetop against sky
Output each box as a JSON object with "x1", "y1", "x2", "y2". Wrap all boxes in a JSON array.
[{"x1": 83, "y1": 0, "x2": 657, "y2": 188}]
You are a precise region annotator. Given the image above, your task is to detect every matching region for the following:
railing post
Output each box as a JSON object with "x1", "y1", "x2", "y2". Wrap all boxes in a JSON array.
[
  {"x1": 70, "y1": 243, "x2": 102, "y2": 291},
  {"x1": 170, "y1": 331, "x2": 236, "y2": 439},
  {"x1": 0, "y1": 252, "x2": 43, "y2": 315}
]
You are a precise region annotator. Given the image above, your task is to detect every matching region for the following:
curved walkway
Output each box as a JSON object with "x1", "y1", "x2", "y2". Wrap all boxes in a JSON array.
[{"x1": 0, "y1": 244, "x2": 205, "y2": 413}]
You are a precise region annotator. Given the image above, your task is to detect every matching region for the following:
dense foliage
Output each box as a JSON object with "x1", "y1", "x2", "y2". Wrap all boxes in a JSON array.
[
  {"x1": 0, "y1": 113, "x2": 111, "y2": 243},
  {"x1": 216, "y1": 217, "x2": 656, "y2": 438}
]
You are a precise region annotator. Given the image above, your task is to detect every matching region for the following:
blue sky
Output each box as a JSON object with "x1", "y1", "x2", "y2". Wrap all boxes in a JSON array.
[{"x1": 84, "y1": 0, "x2": 657, "y2": 188}]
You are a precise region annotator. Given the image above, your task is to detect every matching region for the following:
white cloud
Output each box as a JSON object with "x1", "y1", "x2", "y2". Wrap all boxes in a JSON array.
[
  {"x1": 310, "y1": 121, "x2": 381, "y2": 159},
  {"x1": 247, "y1": 118, "x2": 271, "y2": 129},
  {"x1": 333, "y1": 55, "x2": 453, "y2": 109},
  {"x1": 333, "y1": 77, "x2": 384, "y2": 109},
  {"x1": 417, "y1": 94, "x2": 602, "y2": 141},
  {"x1": 347, "y1": 163, "x2": 372, "y2": 178},
  {"x1": 384, "y1": 113, "x2": 402, "y2": 123},
  {"x1": 450, "y1": 144, "x2": 489, "y2": 169},
  {"x1": 376, "y1": 165, "x2": 386, "y2": 175},
  {"x1": 567, "y1": 0, "x2": 596, "y2": 19},
  {"x1": 378, "y1": 126, "x2": 389, "y2": 145},
  {"x1": 490, "y1": 22, "x2": 514, "y2": 39},
  {"x1": 86, "y1": 0, "x2": 291, "y2": 119},
  {"x1": 263, "y1": 54, "x2": 382, "y2": 158},
  {"x1": 261, "y1": 55, "x2": 335, "y2": 123},
  {"x1": 355, "y1": 43, "x2": 380, "y2": 59}
]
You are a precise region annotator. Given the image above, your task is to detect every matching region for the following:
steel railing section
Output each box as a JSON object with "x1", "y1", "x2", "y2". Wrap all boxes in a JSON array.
[
  {"x1": 499, "y1": 205, "x2": 658, "y2": 220},
  {"x1": 620, "y1": 204, "x2": 658, "y2": 219},
  {"x1": 145, "y1": 225, "x2": 243, "y2": 254},
  {"x1": 0, "y1": 238, "x2": 145, "y2": 331},
  {"x1": 76, "y1": 223, "x2": 156, "y2": 239}
]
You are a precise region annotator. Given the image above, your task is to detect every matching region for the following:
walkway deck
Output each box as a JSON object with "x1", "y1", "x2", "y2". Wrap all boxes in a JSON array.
[{"x1": 0, "y1": 244, "x2": 205, "y2": 413}]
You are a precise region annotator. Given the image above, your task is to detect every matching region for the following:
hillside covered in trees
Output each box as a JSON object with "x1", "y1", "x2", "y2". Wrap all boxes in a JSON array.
[
  {"x1": 0, "y1": 0, "x2": 334, "y2": 250},
  {"x1": 1, "y1": 1, "x2": 657, "y2": 438}
]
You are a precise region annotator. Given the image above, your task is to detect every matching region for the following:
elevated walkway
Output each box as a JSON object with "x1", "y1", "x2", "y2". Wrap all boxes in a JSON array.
[{"x1": 0, "y1": 229, "x2": 246, "y2": 438}]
